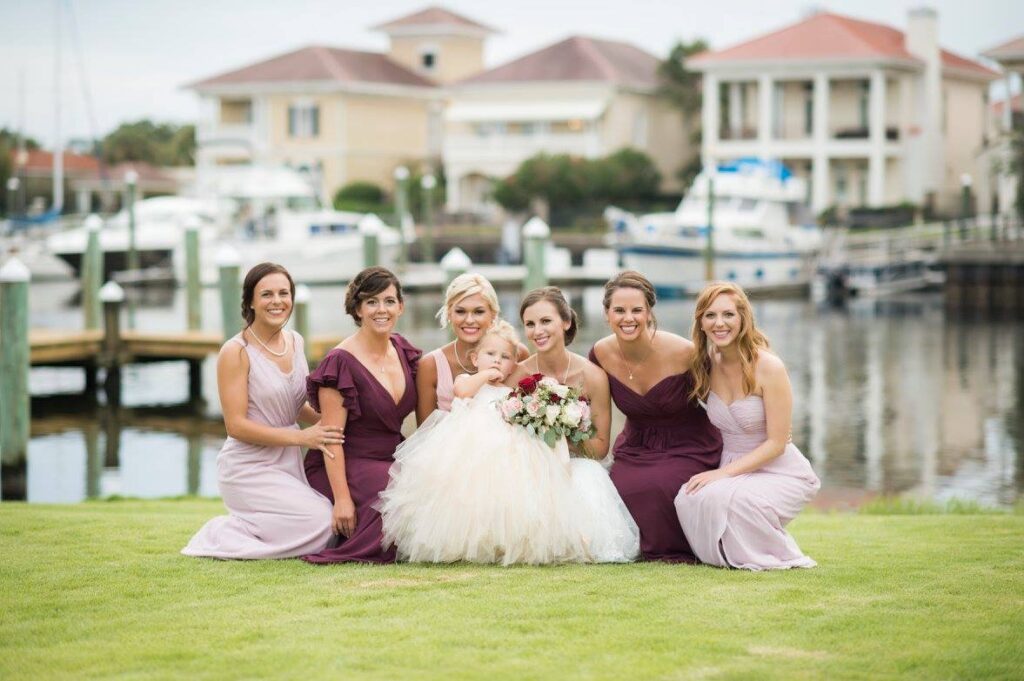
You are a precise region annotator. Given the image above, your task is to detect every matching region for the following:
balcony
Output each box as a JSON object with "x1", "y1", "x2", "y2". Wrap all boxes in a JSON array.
[
  {"x1": 444, "y1": 131, "x2": 601, "y2": 170},
  {"x1": 197, "y1": 122, "x2": 257, "y2": 149}
]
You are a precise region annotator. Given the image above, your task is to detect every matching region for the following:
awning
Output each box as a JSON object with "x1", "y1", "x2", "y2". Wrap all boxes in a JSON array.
[{"x1": 446, "y1": 99, "x2": 609, "y2": 123}]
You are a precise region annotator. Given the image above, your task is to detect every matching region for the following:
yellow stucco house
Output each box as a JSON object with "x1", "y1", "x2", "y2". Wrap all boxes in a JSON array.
[{"x1": 189, "y1": 7, "x2": 495, "y2": 201}]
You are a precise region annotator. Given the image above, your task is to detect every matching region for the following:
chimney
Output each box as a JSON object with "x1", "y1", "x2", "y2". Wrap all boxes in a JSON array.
[
  {"x1": 905, "y1": 7, "x2": 943, "y2": 197},
  {"x1": 905, "y1": 7, "x2": 938, "y2": 61}
]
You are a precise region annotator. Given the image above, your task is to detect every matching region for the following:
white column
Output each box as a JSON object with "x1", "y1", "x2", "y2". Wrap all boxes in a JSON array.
[
  {"x1": 1004, "y1": 74, "x2": 1015, "y2": 133},
  {"x1": 812, "y1": 73, "x2": 830, "y2": 212},
  {"x1": 868, "y1": 69, "x2": 886, "y2": 206},
  {"x1": 701, "y1": 72, "x2": 719, "y2": 164},
  {"x1": 728, "y1": 82, "x2": 742, "y2": 138},
  {"x1": 758, "y1": 73, "x2": 774, "y2": 155}
]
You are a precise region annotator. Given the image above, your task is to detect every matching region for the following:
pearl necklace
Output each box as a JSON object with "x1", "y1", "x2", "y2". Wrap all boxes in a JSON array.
[
  {"x1": 247, "y1": 326, "x2": 288, "y2": 358},
  {"x1": 453, "y1": 339, "x2": 477, "y2": 375}
]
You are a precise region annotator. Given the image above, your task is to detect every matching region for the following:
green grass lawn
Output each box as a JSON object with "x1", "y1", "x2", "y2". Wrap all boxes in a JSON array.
[{"x1": 2, "y1": 500, "x2": 1022, "y2": 680}]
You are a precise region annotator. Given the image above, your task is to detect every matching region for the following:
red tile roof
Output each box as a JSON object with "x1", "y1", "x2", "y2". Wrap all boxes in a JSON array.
[
  {"x1": 982, "y1": 35, "x2": 1024, "y2": 61},
  {"x1": 459, "y1": 35, "x2": 660, "y2": 87},
  {"x1": 13, "y1": 149, "x2": 100, "y2": 174},
  {"x1": 190, "y1": 45, "x2": 435, "y2": 89},
  {"x1": 691, "y1": 12, "x2": 998, "y2": 79},
  {"x1": 372, "y1": 6, "x2": 496, "y2": 33}
]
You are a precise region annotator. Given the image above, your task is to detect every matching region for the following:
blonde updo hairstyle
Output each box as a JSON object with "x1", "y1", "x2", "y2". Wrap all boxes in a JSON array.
[
  {"x1": 435, "y1": 273, "x2": 501, "y2": 329},
  {"x1": 689, "y1": 282, "x2": 770, "y2": 402}
]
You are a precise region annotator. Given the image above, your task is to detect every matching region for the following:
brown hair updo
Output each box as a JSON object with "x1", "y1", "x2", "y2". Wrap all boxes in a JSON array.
[
  {"x1": 241, "y1": 262, "x2": 295, "y2": 327},
  {"x1": 519, "y1": 286, "x2": 579, "y2": 345},
  {"x1": 602, "y1": 269, "x2": 658, "y2": 331},
  {"x1": 344, "y1": 266, "x2": 403, "y2": 326}
]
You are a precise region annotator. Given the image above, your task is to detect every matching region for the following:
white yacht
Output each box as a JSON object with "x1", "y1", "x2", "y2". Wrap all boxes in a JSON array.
[
  {"x1": 46, "y1": 166, "x2": 402, "y2": 284},
  {"x1": 606, "y1": 158, "x2": 822, "y2": 295},
  {"x1": 180, "y1": 166, "x2": 401, "y2": 285}
]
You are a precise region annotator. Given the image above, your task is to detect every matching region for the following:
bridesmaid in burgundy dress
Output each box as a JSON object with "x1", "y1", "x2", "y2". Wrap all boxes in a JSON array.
[
  {"x1": 589, "y1": 271, "x2": 722, "y2": 563},
  {"x1": 302, "y1": 267, "x2": 420, "y2": 564}
]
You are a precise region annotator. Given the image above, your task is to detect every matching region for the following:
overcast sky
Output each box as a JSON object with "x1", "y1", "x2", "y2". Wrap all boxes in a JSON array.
[{"x1": 1, "y1": 0, "x2": 1021, "y2": 147}]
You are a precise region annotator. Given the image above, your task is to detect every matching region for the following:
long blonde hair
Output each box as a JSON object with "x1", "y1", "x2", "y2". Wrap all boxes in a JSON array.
[{"x1": 689, "y1": 282, "x2": 770, "y2": 402}]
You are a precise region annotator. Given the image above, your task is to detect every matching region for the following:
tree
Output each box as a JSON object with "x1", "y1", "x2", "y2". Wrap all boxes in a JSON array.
[
  {"x1": 490, "y1": 150, "x2": 662, "y2": 217},
  {"x1": 0, "y1": 128, "x2": 41, "y2": 216},
  {"x1": 658, "y1": 39, "x2": 708, "y2": 190},
  {"x1": 101, "y1": 120, "x2": 194, "y2": 166}
]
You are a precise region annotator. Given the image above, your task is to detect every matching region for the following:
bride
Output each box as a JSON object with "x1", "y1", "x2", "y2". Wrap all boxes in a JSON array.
[{"x1": 518, "y1": 287, "x2": 640, "y2": 563}]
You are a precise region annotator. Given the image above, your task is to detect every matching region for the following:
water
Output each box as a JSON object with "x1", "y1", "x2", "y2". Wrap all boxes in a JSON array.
[{"x1": 4, "y1": 281, "x2": 1022, "y2": 508}]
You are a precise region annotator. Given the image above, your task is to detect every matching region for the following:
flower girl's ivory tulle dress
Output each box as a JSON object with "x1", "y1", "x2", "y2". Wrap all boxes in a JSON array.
[{"x1": 378, "y1": 384, "x2": 638, "y2": 564}]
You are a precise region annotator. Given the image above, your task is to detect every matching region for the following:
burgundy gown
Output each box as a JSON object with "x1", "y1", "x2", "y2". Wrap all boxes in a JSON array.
[
  {"x1": 302, "y1": 334, "x2": 420, "y2": 564},
  {"x1": 589, "y1": 348, "x2": 722, "y2": 563}
]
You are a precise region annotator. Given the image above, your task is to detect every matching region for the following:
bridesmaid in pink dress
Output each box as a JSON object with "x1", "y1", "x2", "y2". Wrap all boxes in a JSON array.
[
  {"x1": 302, "y1": 267, "x2": 421, "y2": 564},
  {"x1": 416, "y1": 273, "x2": 528, "y2": 421},
  {"x1": 674, "y1": 282, "x2": 819, "y2": 570},
  {"x1": 182, "y1": 263, "x2": 342, "y2": 559}
]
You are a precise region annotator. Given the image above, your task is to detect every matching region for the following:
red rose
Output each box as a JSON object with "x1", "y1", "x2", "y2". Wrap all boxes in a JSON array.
[
  {"x1": 519, "y1": 372, "x2": 544, "y2": 394},
  {"x1": 549, "y1": 393, "x2": 561, "y2": 404}
]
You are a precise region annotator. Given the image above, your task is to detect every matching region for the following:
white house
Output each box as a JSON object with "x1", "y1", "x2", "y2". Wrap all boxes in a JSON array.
[
  {"x1": 689, "y1": 9, "x2": 999, "y2": 215},
  {"x1": 443, "y1": 35, "x2": 693, "y2": 215}
]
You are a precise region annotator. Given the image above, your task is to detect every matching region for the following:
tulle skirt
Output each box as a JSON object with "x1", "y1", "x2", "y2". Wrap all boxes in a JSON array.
[
  {"x1": 378, "y1": 398, "x2": 589, "y2": 565},
  {"x1": 569, "y1": 458, "x2": 640, "y2": 563}
]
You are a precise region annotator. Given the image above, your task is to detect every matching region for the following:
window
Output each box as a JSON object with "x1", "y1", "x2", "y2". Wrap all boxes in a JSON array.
[
  {"x1": 419, "y1": 44, "x2": 439, "y2": 73},
  {"x1": 804, "y1": 83, "x2": 813, "y2": 136},
  {"x1": 288, "y1": 102, "x2": 319, "y2": 138}
]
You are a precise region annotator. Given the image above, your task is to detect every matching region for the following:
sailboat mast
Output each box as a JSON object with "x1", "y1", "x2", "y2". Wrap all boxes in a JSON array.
[{"x1": 52, "y1": 0, "x2": 64, "y2": 214}]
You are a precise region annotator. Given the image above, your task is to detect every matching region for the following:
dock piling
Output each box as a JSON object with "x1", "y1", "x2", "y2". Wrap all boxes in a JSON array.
[
  {"x1": 294, "y1": 284, "x2": 312, "y2": 364},
  {"x1": 420, "y1": 173, "x2": 437, "y2": 263},
  {"x1": 393, "y1": 166, "x2": 409, "y2": 270},
  {"x1": 0, "y1": 258, "x2": 30, "y2": 465},
  {"x1": 184, "y1": 217, "x2": 202, "y2": 331},
  {"x1": 216, "y1": 245, "x2": 241, "y2": 341},
  {"x1": 359, "y1": 214, "x2": 383, "y2": 269},
  {"x1": 82, "y1": 214, "x2": 103, "y2": 330},
  {"x1": 522, "y1": 216, "x2": 550, "y2": 292},
  {"x1": 99, "y1": 281, "x2": 125, "y2": 406}
]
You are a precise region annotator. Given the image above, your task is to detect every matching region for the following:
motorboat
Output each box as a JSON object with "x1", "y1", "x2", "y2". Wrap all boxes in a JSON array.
[{"x1": 606, "y1": 158, "x2": 823, "y2": 295}]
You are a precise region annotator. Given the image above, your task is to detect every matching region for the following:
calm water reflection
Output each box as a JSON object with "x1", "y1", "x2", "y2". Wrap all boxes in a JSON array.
[{"x1": 3, "y1": 282, "x2": 1022, "y2": 507}]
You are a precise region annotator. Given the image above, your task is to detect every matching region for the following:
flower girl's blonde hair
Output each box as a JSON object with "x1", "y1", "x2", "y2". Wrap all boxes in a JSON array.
[{"x1": 475, "y1": 319, "x2": 519, "y2": 355}]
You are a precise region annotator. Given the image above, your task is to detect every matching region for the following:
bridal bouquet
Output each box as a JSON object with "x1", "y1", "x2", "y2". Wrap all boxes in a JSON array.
[{"x1": 497, "y1": 373, "x2": 595, "y2": 448}]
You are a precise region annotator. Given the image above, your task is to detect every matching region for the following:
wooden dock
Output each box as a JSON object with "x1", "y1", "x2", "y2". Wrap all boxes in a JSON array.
[
  {"x1": 22, "y1": 328, "x2": 344, "y2": 407},
  {"x1": 941, "y1": 240, "x2": 1024, "y2": 312}
]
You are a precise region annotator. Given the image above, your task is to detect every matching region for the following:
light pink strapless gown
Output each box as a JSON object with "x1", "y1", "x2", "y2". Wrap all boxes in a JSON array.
[
  {"x1": 182, "y1": 332, "x2": 333, "y2": 559},
  {"x1": 674, "y1": 393, "x2": 820, "y2": 570}
]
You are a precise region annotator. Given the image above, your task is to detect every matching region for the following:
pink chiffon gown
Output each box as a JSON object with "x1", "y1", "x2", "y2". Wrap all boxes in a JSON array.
[
  {"x1": 302, "y1": 334, "x2": 420, "y2": 564},
  {"x1": 674, "y1": 393, "x2": 820, "y2": 571},
  {"x1": 181, "y1": 332, "x2": 333, "y2": 559},
  {"x1": 426, "y1": 347, "x2": 455, "y2": 411}
]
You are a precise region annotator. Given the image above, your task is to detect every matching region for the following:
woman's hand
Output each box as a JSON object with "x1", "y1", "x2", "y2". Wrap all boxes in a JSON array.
[
  {"x1": 332, "y1": 497, "x2": 357, "y2": 537},
  {"x1": 683, "y1": 468, "x2": 731, "y2": 495},
  {"x1": 298, "y1": 423, "x2": 344, "y2": 451}
]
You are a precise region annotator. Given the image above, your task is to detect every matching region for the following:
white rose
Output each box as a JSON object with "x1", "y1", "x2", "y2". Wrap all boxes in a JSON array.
[
  {"x1": 551, "y1": 383, "x2": 570, "y2": 398},
  {"x1": 560, "y1": 402, "x2": 582, "y2": 428},
  {"x1": 539, "y1": 377, "x2": 559, "y2": 388},
  {"x1": 545, "y1": 404, "x2": 561, "y2": 425}
]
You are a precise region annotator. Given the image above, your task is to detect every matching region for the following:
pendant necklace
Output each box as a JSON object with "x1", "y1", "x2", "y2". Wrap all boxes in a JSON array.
[
  {"x1": 536, "y1": 353, "x2": 572, "y2": 384},
  {"x1": 247, "y1": 326, "x2": 288, "y2": 358},
  {"x1": 617, "y1": 338, "x2": 653, "y2": 382}
]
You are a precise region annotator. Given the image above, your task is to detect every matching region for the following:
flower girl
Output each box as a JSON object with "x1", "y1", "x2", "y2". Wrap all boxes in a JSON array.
[{"x1": 377, "y1": 321, "x2": 590, "y2": 565}]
